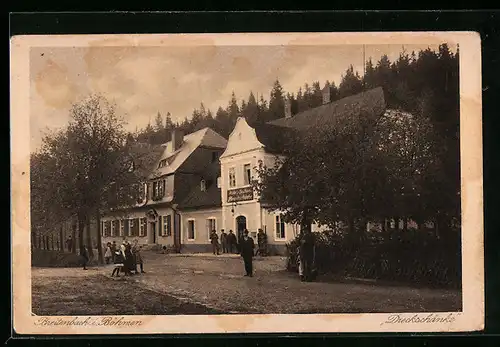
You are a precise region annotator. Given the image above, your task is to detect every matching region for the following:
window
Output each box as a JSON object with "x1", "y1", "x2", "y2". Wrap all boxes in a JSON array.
[
  {"x1": 158, "y1": 159, "x2": 167, "y2": 168},
  {"x1": 206, "y1": 218, "x2": 216, "y2": 241},
  {"x1": 152, "y1": 179, "x2": 166, "y2": 200},
  {"x1": 229, "y1": 167, "x2": 236, "y2": 188},
  {"x1": 139, "y1": 218, "x2": 146, "y2": 236},
  {"x1": 275, "y1": 215, "x2": 286, "y2": 239},
  {"x1": 217, "y1": 177, "x2": 221, "y2": 188},
  {"x1": 200, "y1": 180, "x2": 206, "y2": 192},
  {"x1": 163, "y1": 215, "x2": 172, "y2": 236},
  {"x1": 111, "y1": 220, "x2": 119, "y2": 237},
  {"x1": 187, "y1": 220, "x2": 195, "y2": 240},
  {"x1": 128, "y1": 219, "x2": 134, "y2": 236},
  {"x1": 119, "y1": 220, "x2": 125, "y2": 236},
  {"x1": 244, "y1": 164, "x2": 251, "y2": 185},
  {"x1": 103, "y1": 221, "x2": 111, "y2": 237}
]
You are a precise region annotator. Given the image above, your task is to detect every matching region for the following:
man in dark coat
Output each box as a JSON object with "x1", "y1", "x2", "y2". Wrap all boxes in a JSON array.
[
  {"x1": 66, "y1": 236, "x2": 73, "y2": 253},
  {"x1": 81, "y1": 245, "x2": 89, "y2": 270},
  {"x1": 220, "y1": 229, "x2": 228, "y2": 253},
  {"x1": 299, "y1": 229, "x2": 315, "y2": 281},
  {"x1": 226, "y1": 230, "x2": 237, "y2": 253},
  {"x1": 123, "y1": 242, "x2": 134, "y2": 275},
  {"x1": 210, "y1": 230, "x2": 219, "y2": 255},
  {"x1": 240, "y1": 229, "x2": 255, "y2": 277}
]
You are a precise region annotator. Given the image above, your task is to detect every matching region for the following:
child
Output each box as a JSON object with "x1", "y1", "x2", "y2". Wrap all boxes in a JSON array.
[
  {"x1": 104, "y1": 242, "x2": 112, "y2": 264},
  {"x1": 111, "y1": 250, "x2": 124, "y2": 277}
]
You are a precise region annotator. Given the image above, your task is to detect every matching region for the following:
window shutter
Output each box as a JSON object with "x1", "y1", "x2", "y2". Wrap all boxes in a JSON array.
[
  {"x1": 144, "y1": 218, "x2": 148, "y2": 236},
  {"x1": 162, "y1": 179, "x2": 166, "y2": 197},
  {"x1": 206, "y1": 219, "x2": 210, "y2": 240},
  {"x1": 158, "y1": 216, "x2": 162, "y2": 236}
]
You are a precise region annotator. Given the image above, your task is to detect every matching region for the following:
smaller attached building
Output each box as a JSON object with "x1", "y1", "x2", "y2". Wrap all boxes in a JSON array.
[{"x1": 177, "y1": 161, "x2": 223, "y2": 253}]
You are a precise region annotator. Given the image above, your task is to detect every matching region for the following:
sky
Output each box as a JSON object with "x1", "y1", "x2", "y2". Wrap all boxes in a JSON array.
[{"x1": 30, "y1": 43, "x2": 452, "y2": 151}]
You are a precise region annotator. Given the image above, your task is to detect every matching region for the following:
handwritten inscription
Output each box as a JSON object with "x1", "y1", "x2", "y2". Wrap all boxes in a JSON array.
[
  {"x1": 227, "y1": 187, "x2": 254, "y2": 203},
  {"x1": 381, "y1": 313, "x2": 459, "y2": 326},
  {"x1": 34, "y1": 316, "x2": 144, "y2": 327}
]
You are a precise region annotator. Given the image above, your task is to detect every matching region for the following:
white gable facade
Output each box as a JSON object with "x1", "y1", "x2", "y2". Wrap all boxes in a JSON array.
[{"x1": 220, "y1": 117, "x2": 324, "y2": 254}]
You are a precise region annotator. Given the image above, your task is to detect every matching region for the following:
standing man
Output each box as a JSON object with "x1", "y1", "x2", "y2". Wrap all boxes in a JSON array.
[
  {"x1": 299, "y1": 229, "x2": 315, "y2": 282},
  {"x1": 240, "y1": 229, "x2": 255, "y2": 277},
  {"x1": 220, "y1": 229, "x2": 228, "y2": 254},
  {"x1": 227, "y1": 230, "x2": 236, "y2": 254},
  {"x1": 210, "y1": 230, "x2": 219, "y2": 255},
  {"x1": 81, "y1": 245, "x2": 89, "y2": 270},
  {"x1": 66, "y1": 235, "x2": 73, "y2": 253}
]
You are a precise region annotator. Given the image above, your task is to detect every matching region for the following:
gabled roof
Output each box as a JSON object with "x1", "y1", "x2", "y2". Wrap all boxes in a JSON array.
[
  {"x1": 177, "y1": 161, "x2": 221, "y2": 210},
  {"x1": 151, "y1": 127, "x2": 227, "y2": 178},
  {"x1": 128, "y1": 142, "x2": 165, "y2": 177},
  {"x1": 252, "y1": 123, "x2": 299, "y2": 155},
  {"x1": 268, "y1": 87, "x2": 386, "y2": 130}
]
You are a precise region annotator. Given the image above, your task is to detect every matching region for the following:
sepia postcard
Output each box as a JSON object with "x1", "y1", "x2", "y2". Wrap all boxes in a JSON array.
[{"x1": 10, "y1": 32, "x2": 483, "y2": 335}]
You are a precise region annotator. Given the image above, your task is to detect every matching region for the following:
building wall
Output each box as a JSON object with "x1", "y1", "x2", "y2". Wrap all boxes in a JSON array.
[
  {"x1": 180, "y1": 208, "x2": 222, "y2": 253},
  {"x1": 101, "y1": 206, "x2": 176, "y2": 247}
]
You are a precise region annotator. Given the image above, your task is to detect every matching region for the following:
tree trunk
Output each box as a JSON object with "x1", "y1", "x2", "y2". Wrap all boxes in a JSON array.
[
  {"x1": 78, "y1": 216, "x2": 85, "y2": 255},
  {"x1": 85, "y1": 216, "x2": 94, "y2": 258},
  {"x1": 31, "y1": 232, "x2": 36, "y2": 250},
  {"x1": 71, "y1": 220, "x2": 77, "y2": 254},
  {"x1": 51, "y1": 234, "x2": 55, "y2": 250},
  {"x1": 402, "y1": 217, "x2": 408, "y2": 232},
  {"x1": 95, "y1": 210, "x2": 104, "y2": 264},
  {"x1": 59, "y1": 225, "x2": 64, "y2": 251},
  {"x1": 381, "y1": 218, "x2": 386, "y2": 232}
]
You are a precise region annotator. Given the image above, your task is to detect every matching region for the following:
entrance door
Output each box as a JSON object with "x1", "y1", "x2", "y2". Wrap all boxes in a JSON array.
[
  {"x1": 236, "y1": 216, "x2": 247, "y2": 244},
  {"x1": 150, "y1": 222, "x2": 156, "y2": 244}
]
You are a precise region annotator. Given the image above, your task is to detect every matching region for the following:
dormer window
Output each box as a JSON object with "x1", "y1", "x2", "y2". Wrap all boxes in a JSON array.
[
  {"x1": 200, "y1": 180, "x2": 206, "y2": 192},
  {"x1": 158, "y1": 159, "x2": 167, "y2": 168}
]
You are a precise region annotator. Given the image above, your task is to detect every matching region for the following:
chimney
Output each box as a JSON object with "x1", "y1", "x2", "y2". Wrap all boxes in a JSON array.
[
  {"x1": 284, "y1": 98, "x2": 292, "y2": 118},
  {"x1": 171, "y1": 129, "x2": 184, "y2": 152},
  {"x1": 322, "y1": 84, "x2": 331, "y2": 104}
]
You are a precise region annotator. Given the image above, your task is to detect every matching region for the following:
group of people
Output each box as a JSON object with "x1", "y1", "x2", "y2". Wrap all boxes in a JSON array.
[
  {"x1": 104, "y1": 240, "x2": 145, "y2": 277},
  {"x1": 208, "y1": 228, "x2": 267, "y2": 277},
  {"x1": 209, "y1": 228, "x2": 268, "y2": 257},
  {"x1": 78, "y1": 228, "x2": 315, "y2": 282},
  {"x1": 209, "y1": 229, "x2": 237, "y2": 254}
]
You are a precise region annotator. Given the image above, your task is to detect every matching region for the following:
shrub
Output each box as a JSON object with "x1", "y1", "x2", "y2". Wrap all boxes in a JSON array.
[
  {"x1": 285, "y1": 228, "x2": 461, "y2": 288},
  {"x1": 31, "y1": 249, "x2": 99, "y2": 268}
]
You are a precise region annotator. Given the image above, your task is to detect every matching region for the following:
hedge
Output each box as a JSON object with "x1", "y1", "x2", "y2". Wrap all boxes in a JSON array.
[{"x1": 286, "y1": 228, "x2": 461, "y2": 289}]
